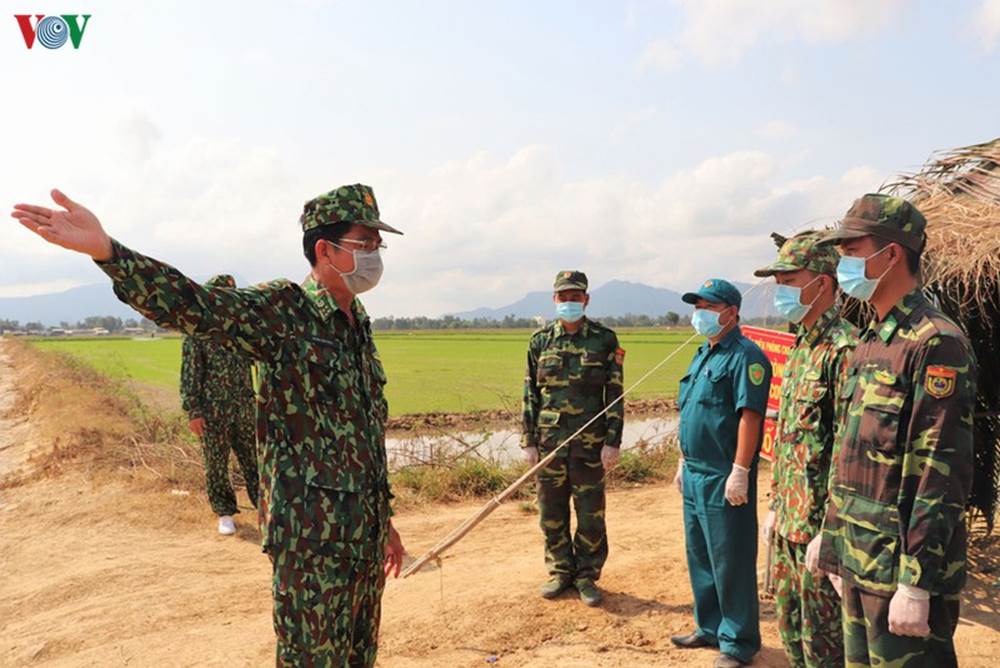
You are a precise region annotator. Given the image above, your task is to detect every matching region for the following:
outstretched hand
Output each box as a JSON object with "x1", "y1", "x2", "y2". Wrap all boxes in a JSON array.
[{"x1": 11, "y1": 189, "x2": 113, "y2": 261}]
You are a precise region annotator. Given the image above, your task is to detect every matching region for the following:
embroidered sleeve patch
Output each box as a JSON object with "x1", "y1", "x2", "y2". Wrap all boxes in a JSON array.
[
  {"x1": 614, "y1": 347, "x2": 625, "y2": 365},
  {"x1": 748, "y1": 362, "x2": 766, "y2": 386},
  {"x1": 925, "y1": 366, "x2": 957, "y2": 399}
]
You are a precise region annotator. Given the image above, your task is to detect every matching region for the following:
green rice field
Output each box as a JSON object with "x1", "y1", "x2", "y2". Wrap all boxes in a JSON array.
[{"x1": 30, "y1": 329, "x2": 700, "y2": 416}]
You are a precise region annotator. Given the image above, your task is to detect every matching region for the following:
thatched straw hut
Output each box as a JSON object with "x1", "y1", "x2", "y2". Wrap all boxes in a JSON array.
[{"x1": 883, "y1": 138, "x2": 1000, "y2": 529}]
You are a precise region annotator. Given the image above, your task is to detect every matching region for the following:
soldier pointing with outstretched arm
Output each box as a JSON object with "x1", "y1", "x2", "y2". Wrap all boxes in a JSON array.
[{"x1": 12, "y1": 186, "x2": 406, "y2": 667}]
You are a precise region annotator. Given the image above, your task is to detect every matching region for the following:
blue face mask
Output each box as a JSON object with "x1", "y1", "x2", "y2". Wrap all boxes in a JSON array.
[
  {"x1": 692, "y1": 308, "x2": 724, "y2": 337},
  {"x1": 773, "y1": 275, "x2": 822, "y2": 324},
  {"x1": 837, "y1": 245, "x2": 891, "y2": 302},
  {"x1": 556, "y1": 300, "x2": 585, "y2": 322}
]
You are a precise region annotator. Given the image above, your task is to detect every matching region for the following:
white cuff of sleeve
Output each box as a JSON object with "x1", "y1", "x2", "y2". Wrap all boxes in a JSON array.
[{"x1": 897, "y1": 583, "x2": 930, "y2": 600}]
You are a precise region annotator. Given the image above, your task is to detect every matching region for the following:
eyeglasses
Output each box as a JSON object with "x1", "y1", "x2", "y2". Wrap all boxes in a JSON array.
[{"x1": 335, "y1": 238, "x2": 387, "y2": 252}]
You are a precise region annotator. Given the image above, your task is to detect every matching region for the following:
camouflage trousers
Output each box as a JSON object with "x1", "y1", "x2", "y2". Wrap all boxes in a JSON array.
[
  {"x1": 841, "y1": 579, "x2": 960, "y2": 668},
  {"x1": 201, "y1": 410, "x2": 259, "y2": 517},
  {"x1": 772, "y1": 535, "x2": 843, "y2": 667},
  {"x1": 537, "y1": 455, "x2": 607, "y2": 582},
  {"x1": 271, "y1": 548, "x2": 386, "y2": 668}
]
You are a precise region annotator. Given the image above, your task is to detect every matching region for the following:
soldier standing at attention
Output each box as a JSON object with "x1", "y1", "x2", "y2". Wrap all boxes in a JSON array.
[
  {"x1": 817, "y1": 194, "x2": 977, "y2": 668},
  {"x1": 754, "y1": 232, "x2": 857, "y2": 667},
  {"x1": 180, "y1": 273, "x2": 259, "y2": 536},
  {"x1": 522, "y1": 270, "x2": 624, "y2": 607},
  {"x1": 671, "y1": 278, "x2": 771, "y2": 668},
  {"x1": 12, "y1": 186, "x2": 406, "y2": 667}
]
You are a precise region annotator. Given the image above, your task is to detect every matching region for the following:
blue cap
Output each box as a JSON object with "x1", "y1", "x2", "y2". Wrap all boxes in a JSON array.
[{"x1": 682, "y1": 278, "x2": 742, "y2": 308}]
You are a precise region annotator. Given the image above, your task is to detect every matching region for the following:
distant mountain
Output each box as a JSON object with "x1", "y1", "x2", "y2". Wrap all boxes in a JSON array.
[
  {"x1": 0, "y1": 274, "x2": 249, "y2": 326},
  {"x1": 2, "y1": 276, "x2": 778, "y2": 327},
  {"x1": 449, "y1": 279, "x2": 778, "y2": 320}
]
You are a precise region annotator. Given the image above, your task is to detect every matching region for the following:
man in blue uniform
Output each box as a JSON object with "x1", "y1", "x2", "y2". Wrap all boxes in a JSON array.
[{"x1": 671, "y1": 278, "x2": 772, "y2": 668}]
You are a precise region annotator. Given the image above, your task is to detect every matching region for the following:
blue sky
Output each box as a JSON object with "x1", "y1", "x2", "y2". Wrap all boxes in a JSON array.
[{"x1": 2, "y1": 0, "x2": 998, "y2": 316}]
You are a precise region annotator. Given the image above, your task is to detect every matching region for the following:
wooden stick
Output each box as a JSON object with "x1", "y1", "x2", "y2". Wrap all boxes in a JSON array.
[
  {"x1": 402, "y1": 330, "x2": 700, "y2": 578},
  {"x1": 764, "y1": 536, "x2": 775, "y2": 594}
]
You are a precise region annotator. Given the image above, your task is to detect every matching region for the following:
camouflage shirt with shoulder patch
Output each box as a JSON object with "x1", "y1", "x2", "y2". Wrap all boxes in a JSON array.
[
  {"x1": 97, "y1": 241, "x2": 391, "y2": 562},
  {"x1": 771, "y1": 306, "x2": 858, "y2": 544},
  {"x1": 819, "y1": 289, "x2": 977, "y2": 596},
  {"x1": 522, "y1": 317, "x2": 624, "y2": 457}
]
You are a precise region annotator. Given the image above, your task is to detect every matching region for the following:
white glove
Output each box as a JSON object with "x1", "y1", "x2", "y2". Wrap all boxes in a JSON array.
[
  {"x1": 523, "y1": 446, "x2": 539, "y2": 466},
  {"x1": 805, "y1": 534, "x2": 823, "y2": 573},
  {"x1": 761, "y1": 510, "x2": 776, "y2": 545},
  {"x1": 888, "y1": 584, "x2": 931, "y2": 638},
  {"x1": 724, "y1": 464, "x2": 750, "y2": 506},
  {"x1": 827, "y1": 573, "x2": 843, "y2": 598},
  {"x1": 600, "y1": 446, "x2": 620, "y2": 470},
  {"x1": 673, "y1": 456, "x2": 684, "y2": 494}
]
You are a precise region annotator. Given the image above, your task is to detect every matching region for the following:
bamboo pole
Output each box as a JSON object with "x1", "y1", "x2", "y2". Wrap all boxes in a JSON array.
[
  {"x1": 401, "y1": 274, "x2": 777, "y2": 579},
  {"x1": 402, "y1": 329, "x2": 701, "y2": 578}
]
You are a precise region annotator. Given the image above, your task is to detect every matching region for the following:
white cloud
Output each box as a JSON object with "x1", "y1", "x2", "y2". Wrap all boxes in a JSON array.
[
  {"x1": 974, "y1": 0, "x2": 1000, "y2": 51},
  {"x1": 1, "y1": 111, "x2": 883, "y2": 318},
  {"x1": 368, "y1": 147, "x2": 883, "y2": 316},
  {"x1": 641, "y1": 0, "x2": 907, "y2": 70}
]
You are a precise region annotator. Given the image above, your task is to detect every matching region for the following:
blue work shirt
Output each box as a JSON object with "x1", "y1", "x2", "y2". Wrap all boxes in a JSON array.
[{"x1": 678, "y1": 326, "x2": 772, "y2": 474}]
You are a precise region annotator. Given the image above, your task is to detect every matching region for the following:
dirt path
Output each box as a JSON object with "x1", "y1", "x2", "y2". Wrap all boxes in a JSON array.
[
  {"x1": 1, "y1": 343, "x2": 997, "y2": 667},
  {"x1": 0, "y1": 340, "x2": 33, "y2": 482}
]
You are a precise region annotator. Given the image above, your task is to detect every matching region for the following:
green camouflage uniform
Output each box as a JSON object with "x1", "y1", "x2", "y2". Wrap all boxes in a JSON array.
[
  {"x1": 522, "y1": 271, "x2": 624, "y2": 584},
  {"x1": 755, "y1": 233, "x2": 857, "y2": 668},
  {"x1": 818, "y1": 195, "x2": 977, "y2": 668},
  {"x1": 180, "y1": 274, "x2": 259, "y2": 517},
  {"x1": 96, "y1": 184, "x2": 401, "y2": 667}
]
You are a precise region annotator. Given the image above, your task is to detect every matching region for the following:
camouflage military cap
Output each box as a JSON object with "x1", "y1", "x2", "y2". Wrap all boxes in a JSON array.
[
  {"x1": 754, "y1": 230, "x2": 839, "y2": 277},
  {"x1": 682, "y1": 278, "x2": 742, "y2": 308},
  {"x1": 553, "y1": 270, "x2": 588, "y2": 292},
  {"x1": 299, "y1": 184, "x2": 403, "y2": 235},
  {"x1": 820, "y1": 193, "x2": 926, "y2": 252},
  {"x1": 205, "y1": 274, "x2": 236, "y2": 288}
]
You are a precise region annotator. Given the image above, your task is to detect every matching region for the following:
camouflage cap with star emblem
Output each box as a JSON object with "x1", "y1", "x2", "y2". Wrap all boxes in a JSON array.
[
  {"x1": 819, "y1": 193, "x2": 925, "y2": 252},
  {"x1": 553, "y1": 270, "x2": 588, "y2": 292},
  {"x1": 299, "y1": 183, "x2": 403, "y2": 235},
  {"x1": 753, "y1": 230, "x2": 839, "y2": 277},
  {"x1": 681, "y1": 277, "x2": 742, "y2": 308}
]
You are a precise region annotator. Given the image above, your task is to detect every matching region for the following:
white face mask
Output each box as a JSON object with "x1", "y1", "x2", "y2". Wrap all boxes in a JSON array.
[{"x1": 328, "y1": 244, "x2": 384, "y2": 295}]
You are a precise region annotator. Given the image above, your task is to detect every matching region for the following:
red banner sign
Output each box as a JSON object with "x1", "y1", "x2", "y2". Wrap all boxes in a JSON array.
[{"x1": 741, "y1": 325, "x2": 796, "y2": 462}]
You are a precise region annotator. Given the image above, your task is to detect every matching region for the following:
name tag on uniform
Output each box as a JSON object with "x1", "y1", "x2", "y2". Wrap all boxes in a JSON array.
[{"x1": 305, "y1": 335, "x2": 342, "y2": 350}]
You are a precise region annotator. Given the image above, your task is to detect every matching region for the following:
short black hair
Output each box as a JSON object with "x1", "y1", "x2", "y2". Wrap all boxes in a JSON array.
[
  {"x1": 873, "y1": 237, "x2": 921, "y2": 276},
  {"x1": 303, "y1": 222, "x2": 350, "y2": 266}
]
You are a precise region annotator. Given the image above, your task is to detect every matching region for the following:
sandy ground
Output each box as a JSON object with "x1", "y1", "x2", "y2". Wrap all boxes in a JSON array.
[
  {"x1": 1, "y1": 339, "x2": 997, "y2": 667},
  {"x1": 0, "y1": 342, "x2": 34, "y2": 478}
]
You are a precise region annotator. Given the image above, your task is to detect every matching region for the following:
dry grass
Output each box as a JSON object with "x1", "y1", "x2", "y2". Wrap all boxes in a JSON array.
[
  {"x1": 883, "y1": 137, "x2": 1000, "y2": 314},
  {"x1": 390, "y1": 438, "x2": 679, "y2": 510},
  {"x1": 883, "y1": 137, "x2": 1000, "y2": 531},
  {"x1": 1, "y1": 339, "x2": 206, "y2": 495}
]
